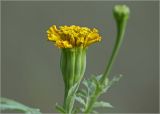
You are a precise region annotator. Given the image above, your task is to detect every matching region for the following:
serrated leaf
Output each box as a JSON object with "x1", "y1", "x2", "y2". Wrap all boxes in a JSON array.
[
  {"x1": 84, "y1": 78, "x2": 95, "y2": 89},
  {"x1": 82, "y1": 79, "x2": 90, "y2": 96},
  {"x1": 55, "y1": 103, "x2": 66, "y2": 114},
  {"x1": 1, "y1": 104, "x2": 25, "y2": 113},
  {"x1": 91, "y1": 76, "x2": 100, "y2": 89},
  {"x1": 0, "y1": 97, "x2": 41, "y2": 114},
  {"x1": 75, "y1": 96, "x2": 85, "y2": 105},
  {"x1": 94, "y1": 101, "x2": 113, "y2": 108},
  {"x1": 83, "y1": 79, "x2": 89, "y2": 89},
  {"x1": 103, "y1": 74, "x2": 123, "y2": 93},
  {"x1": 83, "y1": 78, "x2": 96, "y2": 96},
  {"x1": 76, "y1": 89, "x2": 87, "y2": 98},
  {"x1": 65, "y1": 82, "x2": 79, "y2": 113},
  {"x1": 95, "y1": 74, "x2": 103, "y2": 81}
]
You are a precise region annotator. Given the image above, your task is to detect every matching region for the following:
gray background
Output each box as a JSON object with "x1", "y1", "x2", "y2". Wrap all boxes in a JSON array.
[{"x1": 1, "y1": 1, "x2": 159, "y2": 113}]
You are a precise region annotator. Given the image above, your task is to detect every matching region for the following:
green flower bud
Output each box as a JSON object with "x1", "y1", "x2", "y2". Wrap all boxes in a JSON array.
[{"x1": 113, "y1": 5, "x2": 130, "y2": 21}]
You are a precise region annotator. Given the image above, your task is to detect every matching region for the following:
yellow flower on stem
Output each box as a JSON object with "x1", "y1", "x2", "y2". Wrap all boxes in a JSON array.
[
  {"x1": 47, "y1": 25, "x2": 102, "y2": 113},
  {"x1": 47, "y1": 25, "x2": 101, "y2": 48}
]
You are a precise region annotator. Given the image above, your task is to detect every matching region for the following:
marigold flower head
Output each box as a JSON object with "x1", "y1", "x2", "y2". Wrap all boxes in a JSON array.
[{"x1": 47, "y1": 25, "x2": 101, "y2": 48}]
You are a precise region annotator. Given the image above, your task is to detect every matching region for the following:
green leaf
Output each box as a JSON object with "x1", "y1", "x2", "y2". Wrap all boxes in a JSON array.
[
  {"x1": 65, "y1": 82, "x2": 79, "y2": 113},
  {"x1": 0, "y1": 97, "x2": 41, "y2": 114},
  {"x1": 83, "y1": 78, "x2": 96, "y2": 95},
  {"x1": 76, "y1": 89, "x2": 87, "y2": 98},
  {"x1": 94, "y1": 101, "x2": 113, "y2": 108},
  {"x1": 77, "y1": 74, "x2": 122, "y2": 113},
  {"x1": 82, "y1": 79, "x2": 90, "y2": 96},
  {"x1": 91, "y1": 76, "x2": 100, "y2": 89},
  {"x1": 75, "y1": 96, "x2": 85, "y2": 105},
  {"x1": 55, "y1": 103, "x2": 66, "y2": 114},
  {"x1": 103, "y1": 74, "x2": 123, "y2": 93},
  {"x1": 83, "y1": 79, "x2": 89, "y2": 89},
  {"x1": 95, "y1": 74, "x2": 103, "y2": 81}
]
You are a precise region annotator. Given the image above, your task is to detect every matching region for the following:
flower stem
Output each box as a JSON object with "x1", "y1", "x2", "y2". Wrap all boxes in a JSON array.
[
  {"x1": 84, "y1": 89, "x2": 100, "y2": 114},
  {"x1": 100, "y1": 5, "x2": 130, "y2": 84},
  {"x1": 100, "y1": 20, "x2": 127, "y2": 84}
]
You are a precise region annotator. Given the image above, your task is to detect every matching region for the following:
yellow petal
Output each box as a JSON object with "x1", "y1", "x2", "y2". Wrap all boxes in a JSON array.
[
  {"x1": 56, "y1": 40, "x2": 72, "y2": 48},
  {"x1": 47, "y1": 25, "x2": 61, "y2": 41}
]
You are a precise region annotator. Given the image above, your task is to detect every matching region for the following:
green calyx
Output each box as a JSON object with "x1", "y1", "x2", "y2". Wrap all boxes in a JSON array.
[{"x1": 60, "y1": 47, "x2": 87, "y2": 108}]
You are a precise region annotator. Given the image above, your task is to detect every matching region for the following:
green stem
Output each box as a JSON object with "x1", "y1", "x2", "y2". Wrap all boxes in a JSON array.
[
  {"x1": 100, "y1": 20, "x2": 127, "y2": 84},
  {"x1": 100, "y1": 5, "x2": 130, "y2": 84},
  {"x1": 84, "y1": 90, "x2": 100, "y2": 114}
]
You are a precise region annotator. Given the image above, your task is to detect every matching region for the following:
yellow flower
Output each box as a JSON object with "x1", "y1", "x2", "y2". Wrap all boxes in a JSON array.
[{"x1": 47, "y1": 25, "x2": 102, "y2": 48}]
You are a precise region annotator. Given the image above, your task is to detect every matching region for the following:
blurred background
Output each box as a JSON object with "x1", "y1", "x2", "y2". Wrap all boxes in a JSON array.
[{"x1": 1, "y1": 1, "x2": 159, "y2": 113}]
